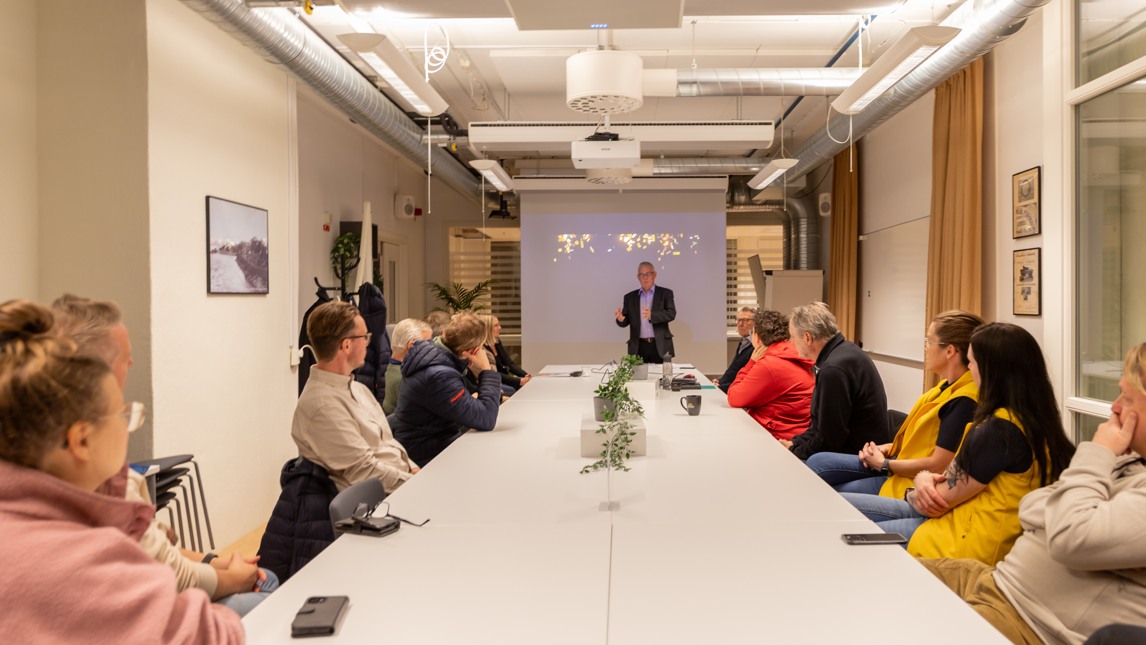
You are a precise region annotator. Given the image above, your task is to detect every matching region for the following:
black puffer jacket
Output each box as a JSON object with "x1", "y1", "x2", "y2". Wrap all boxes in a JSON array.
[
  {"x1": 391, "y1": 339, "x2": 501, "y2": 466},
  {"x1": 257, "y1": 457, "x2": 338, "y2": 582},
  {"x1": 353, "y1": 282, "x2": 392, "y2": 405}
]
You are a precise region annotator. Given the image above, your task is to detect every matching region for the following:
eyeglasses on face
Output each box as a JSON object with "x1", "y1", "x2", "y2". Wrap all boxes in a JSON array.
[
  {"x1": 736, "y1": 318, "x2": 754, "y2": 324},
  {"x1": 344, "y1": 332, "x2": 373, "y2": 343},
  {"x1": 637, "y1": 272, "x2": 655, "y2": 278},
  {"x1": 108, "y1": 401, "x2": 146, "y2": 433},
  {"x1": 923, "y1": 336, "x2": 949, "y2": 348}
]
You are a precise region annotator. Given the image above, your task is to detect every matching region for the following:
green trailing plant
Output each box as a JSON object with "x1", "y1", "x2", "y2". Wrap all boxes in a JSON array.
[
  {"x1": 582, "y1": 357, "x2": 645, "y2": 474},
  {"x1": 425, "y1": 280, "x2": 494, "y2": 313}
]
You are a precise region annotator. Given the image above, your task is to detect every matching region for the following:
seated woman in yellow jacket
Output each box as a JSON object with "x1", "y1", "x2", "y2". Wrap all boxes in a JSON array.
[
  {"x1": 807, "y1": 311, "x2": 984, "y2": 495},
  {"x1": 842, "y1": 322, "x2": 1076, "y2": 565}
]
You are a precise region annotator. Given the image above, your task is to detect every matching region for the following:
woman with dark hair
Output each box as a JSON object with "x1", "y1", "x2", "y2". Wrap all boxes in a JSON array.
[
  {"x1": 842, "y1": 322, "x2": 1076, "y2": 565},
  {"x1": 807, "y1": 310, "x2": 984, "y2": 495},
  {"x1": 0, "y1": 300, "x2": 242, "y2": 642},
  {"x1": 726, "y1": 308, "x2": 815, "y2": 441}
]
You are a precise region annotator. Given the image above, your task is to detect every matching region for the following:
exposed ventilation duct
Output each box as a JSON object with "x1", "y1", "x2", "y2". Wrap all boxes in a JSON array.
[
  {"x1": 785, "y1": 0, "x2": 1048, "y2": 180},
  {"x1": 178, "y1": 0, "x2": 480, "y2": 201},
  {"x1": 764, "y1": 198, "x2": 820, "y2": 270}
]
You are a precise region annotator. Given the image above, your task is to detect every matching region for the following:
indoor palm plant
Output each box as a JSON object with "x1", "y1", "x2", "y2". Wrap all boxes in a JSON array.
[{"x1": 425, "y1": 279, "x2": 494, "y2": 313}]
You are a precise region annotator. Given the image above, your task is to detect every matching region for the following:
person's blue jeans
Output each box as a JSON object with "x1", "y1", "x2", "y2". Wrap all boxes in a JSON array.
[
  {"x1": 216, "y1": 569, "x2": 279, "y2": 617},
  {"x1": 806, "y1": 451, "x2": 887, "y2": 494},
  {"x1": 840, "y1": 492, "x2": 927, "y2": 543}
]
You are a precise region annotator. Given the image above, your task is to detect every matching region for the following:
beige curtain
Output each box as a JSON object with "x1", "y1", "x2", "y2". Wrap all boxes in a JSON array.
[
  {"x1": 925, "y1": 58, "x2": 984, "y2": 385},
  {"x1": 828, "y1": 143, "x2": 859, "y2": 340}
]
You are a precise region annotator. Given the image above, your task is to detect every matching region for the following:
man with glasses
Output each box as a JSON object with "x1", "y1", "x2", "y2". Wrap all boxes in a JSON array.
[
  {"x1": 53, "y1": 294, "x2": 277, "y2": 616},
  {"x1": 615, "y1": 261, "x2": 676, "y2": 364},
  {"x1": 293, "y1": 301, "x2": 419, "y2": 495},
  {"x1": 718, "y1": 306, "x2": 757, "y2": 392}
]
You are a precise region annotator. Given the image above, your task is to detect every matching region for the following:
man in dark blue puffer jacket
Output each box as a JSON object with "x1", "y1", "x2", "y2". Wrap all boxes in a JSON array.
[{"x1": 391, "y1": 313, "x2": 501, "y2": 465}]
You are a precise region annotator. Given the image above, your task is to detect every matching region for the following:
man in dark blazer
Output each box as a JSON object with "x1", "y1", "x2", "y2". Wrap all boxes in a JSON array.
[
  {"x1": 718, "y1": 306, "x2": 756, "y2": 392},
  {"x1": 614, "y1": 262, "x2": 676, "y2": 364}
]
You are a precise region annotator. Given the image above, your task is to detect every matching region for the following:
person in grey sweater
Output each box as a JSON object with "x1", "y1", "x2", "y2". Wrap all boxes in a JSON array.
[{"x1": 919, "y1": 342, "x2": 1146, "y2": 644}]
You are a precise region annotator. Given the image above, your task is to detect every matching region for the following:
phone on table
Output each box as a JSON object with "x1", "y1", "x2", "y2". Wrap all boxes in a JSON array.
[
  {"x1": 291, "y1": 596, "x2": 349, "y2": 638},
  {"x1": 841, "y1": 532, "x2": 908, "y2": 545}
]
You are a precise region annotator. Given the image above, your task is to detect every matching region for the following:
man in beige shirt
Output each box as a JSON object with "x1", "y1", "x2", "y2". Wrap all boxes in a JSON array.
[{"x1": 293, "y1": 301, "x2": 419, "y2": 493}]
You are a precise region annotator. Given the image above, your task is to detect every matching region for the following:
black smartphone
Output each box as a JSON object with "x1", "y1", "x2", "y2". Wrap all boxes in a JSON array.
[
  {"x1": 291, "y1": 596, "x2": 349, "y2": 638},
  {"x1": 841, "y1": 532, "x2": 908, "y2": 545}
]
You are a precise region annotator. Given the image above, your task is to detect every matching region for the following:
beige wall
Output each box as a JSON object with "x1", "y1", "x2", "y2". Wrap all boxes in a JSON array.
[
  {"x1": 1, "y1": 2, "x2": 38, "y2": 300},
  {"x1": 146, "y1": 0, "x2": 299, "y2": 547},
  {"x1": 296, "y1": 93, "x2": 472, "y2": 323},
  {"x1": 37, "y1": 0, "x2": 156, "y2": 460}
]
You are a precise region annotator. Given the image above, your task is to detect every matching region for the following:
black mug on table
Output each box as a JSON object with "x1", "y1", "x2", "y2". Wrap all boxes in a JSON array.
[{"x1": 680, "y1": 394, "x2": 702, "y2": 416}]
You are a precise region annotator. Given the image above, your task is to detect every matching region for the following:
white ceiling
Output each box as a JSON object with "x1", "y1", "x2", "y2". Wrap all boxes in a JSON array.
[{"x1": 312, "y1": 0, "x2": 966, "y2": 170}]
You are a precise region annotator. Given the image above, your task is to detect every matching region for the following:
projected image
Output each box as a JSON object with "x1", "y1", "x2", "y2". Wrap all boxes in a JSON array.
[{"x1": 554, "y1": 233, "x2": 701, "y2": 263}]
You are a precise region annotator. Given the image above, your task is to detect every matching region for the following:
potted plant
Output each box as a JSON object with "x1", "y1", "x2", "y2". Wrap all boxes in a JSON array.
[
  {"x1": 582, "y1": 359, "x2": 645, "y2": 474},
  {"x1": 425, "y1": 279, "x2": 494, "y2": 313}
]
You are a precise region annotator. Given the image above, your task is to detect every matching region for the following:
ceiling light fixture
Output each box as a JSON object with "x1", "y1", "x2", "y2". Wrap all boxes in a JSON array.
[
  {"x1": 469, "y1": 160, "x2": 515, "y2": 192},
  {"x1": 747, "y1": 158, "x2": 798, "y2": 190},
  {"x1": 831, "y1": 25, "x2": 959, "y2": 115},
  {"x1": 337, "y1": 32, "x2": 449, "y2": 117}
]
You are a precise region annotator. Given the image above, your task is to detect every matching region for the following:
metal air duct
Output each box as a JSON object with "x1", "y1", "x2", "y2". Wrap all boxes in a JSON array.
[{"x1": 178, "y1": 0, "x2": 480, "y2": 201}]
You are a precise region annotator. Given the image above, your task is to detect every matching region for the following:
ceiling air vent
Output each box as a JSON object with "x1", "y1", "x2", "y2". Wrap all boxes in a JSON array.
[{"x1": 566, "y1": 51, "x2": 643, "y2": 115}]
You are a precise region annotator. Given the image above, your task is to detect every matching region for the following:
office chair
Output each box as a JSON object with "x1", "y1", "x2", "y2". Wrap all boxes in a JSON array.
[{"x1": 328, "y1": 478, "x2": 387, "y2": 532}]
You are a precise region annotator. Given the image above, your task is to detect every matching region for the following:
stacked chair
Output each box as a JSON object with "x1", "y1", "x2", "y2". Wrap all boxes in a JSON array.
[{"x1": 133, "y1": 454, "x2": 215, "y2": 552}]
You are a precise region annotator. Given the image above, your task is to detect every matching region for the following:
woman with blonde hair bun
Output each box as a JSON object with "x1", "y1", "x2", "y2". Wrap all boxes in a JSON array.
[{"x1": 0, "y1": 300, "x2": 242, "y2": 643}]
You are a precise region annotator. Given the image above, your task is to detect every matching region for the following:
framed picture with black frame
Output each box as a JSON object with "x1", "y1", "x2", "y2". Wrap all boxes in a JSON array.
[
  {"x1": 206, "y1": 196, "x2": 269, "y2": 295},
  {"x1": 1012, "y1": 166, "x2": 1041, "y2": 238},
  {"x1": 1012, "y1": 248, "x2": 1041, "y2": 316}
]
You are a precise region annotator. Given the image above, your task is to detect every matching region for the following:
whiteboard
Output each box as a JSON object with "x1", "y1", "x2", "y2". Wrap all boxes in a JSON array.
[{"x1": 860, "y1": 217, "x2": 928, "y2": 361}]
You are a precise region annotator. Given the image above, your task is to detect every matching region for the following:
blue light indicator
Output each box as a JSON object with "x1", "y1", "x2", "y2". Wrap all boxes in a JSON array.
[{"x1": 590, "y1": 23, "x2": 608, "y2": 29}]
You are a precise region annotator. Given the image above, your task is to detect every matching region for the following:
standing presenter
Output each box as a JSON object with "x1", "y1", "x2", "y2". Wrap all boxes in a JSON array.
[{"x1": 615, "y1": 261, "x2": 676, "y2": 364}]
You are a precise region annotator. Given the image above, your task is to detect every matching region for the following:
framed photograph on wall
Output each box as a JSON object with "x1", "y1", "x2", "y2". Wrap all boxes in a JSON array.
[
  {"x1": 1013, "y1": 248, "x2": 1041, "y2": 316},
  {"x1": 206, "y1": 196, "x2": 269, "y2": 295},
  {"x1": 1012, "y1": 166, "x2": 1041, "y2": 238}
]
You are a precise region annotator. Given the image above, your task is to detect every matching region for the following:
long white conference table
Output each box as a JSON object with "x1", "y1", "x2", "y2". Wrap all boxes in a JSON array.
[{"x1": 243, "y1": 365, "x2": 1007, "y2": 643}]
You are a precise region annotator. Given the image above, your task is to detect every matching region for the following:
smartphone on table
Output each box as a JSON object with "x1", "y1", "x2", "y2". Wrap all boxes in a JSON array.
[{"x1": 291, "y1": 596, "x2": 349, "y2": 638}]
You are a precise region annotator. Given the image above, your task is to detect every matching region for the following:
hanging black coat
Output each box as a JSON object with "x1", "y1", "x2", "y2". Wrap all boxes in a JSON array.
[{"x1": 354, "y1": 282, "x2": 392, "y2": 405}]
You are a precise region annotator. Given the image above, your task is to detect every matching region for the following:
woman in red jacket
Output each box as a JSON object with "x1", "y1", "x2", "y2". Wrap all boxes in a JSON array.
[{"x1": 726, "y1": 309, "x2": 815, "y2": 441}]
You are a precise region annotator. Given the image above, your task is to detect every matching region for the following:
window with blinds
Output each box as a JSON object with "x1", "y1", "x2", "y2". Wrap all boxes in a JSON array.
[
  {"x1": 447, "y1": 227, "x2": 522, "y2": 335},
  {"x1": 726, "y1": 225, "x2": 784, "y2": 327}
]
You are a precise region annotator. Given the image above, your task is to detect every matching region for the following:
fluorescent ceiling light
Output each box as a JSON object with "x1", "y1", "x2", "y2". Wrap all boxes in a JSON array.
[
  {"x1": 469, "y1": 159, "x2": 516, "y2": 192},
  {"x1": 337, "y1": 32, "x2": 448, "y2": 117},
  {"x1": 747, "y1": 158, "x2": 799, "y2": 190},
  {"x1": 831, "y1": 25, "x2": 959, "y2": 115}
]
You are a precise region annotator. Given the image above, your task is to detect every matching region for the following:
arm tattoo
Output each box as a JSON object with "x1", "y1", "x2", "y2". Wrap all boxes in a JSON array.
[{"x1": 946, "y1": 461, "x2": 970, "y2": 489}]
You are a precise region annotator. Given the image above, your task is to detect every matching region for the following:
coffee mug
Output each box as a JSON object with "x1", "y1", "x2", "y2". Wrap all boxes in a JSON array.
[{"x1": 680, "y1": 394, "x2": 702, "y2": 416}]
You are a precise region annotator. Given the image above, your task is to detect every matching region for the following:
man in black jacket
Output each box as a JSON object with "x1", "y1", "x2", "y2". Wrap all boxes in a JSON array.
[
  {"x1": 718, "y1": 306, "x2": 756, "y2": 393},
  {"x1": 782, "y1": 302, "x2": 889, "y2": 460},
  {"x1": 615, "y1": 262, "x2": 676, "y2": 363}
]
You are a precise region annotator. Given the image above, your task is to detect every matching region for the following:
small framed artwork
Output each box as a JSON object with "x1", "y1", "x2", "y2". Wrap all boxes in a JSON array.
[
  {"x1": 206, "y1": 196, "x2": 269, "y2": 295},
  {"x1": 1012, "y1": 248, "x2": 1041, "y2": 316},
  {"x1": 1012, "y1": 166, "x2": 1041, "y2": 238}
]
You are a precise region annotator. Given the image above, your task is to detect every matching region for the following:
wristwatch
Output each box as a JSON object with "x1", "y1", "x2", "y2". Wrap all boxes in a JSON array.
[{"x1": 880, "y1": 459, "x2": 893, "y2": 476}]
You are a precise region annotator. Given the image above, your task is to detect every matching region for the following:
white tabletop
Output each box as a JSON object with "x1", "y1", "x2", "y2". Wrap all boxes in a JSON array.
[{"x1": 244, "y1": 365, "x2": 1007, "y2": 643}]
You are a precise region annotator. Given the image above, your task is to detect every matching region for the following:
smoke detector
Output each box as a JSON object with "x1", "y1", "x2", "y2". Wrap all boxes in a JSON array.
[
  {"x1": 566, "y1": 50, "x2": 644, "y2": 115},
  {"x1": 586, "y1": 167, "x2": 633, "y2": 185}
]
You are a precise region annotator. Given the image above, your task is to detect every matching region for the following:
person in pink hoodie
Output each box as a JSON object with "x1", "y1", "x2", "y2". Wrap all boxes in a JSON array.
[
  {"x1": 726, "y1": 308, "x2": 815, "y2": 440},
  {"x1": 0, "y1": 300, "x2": 243, "y2": 644}
]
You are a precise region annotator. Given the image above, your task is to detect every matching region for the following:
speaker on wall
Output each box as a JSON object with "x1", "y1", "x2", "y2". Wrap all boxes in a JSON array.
[
  {"x1": 818, "y1": 193, "x2": 832, "y2": 217},
  {"x1": 394, "y1": 194, "x2": 416, "y2": 219}
]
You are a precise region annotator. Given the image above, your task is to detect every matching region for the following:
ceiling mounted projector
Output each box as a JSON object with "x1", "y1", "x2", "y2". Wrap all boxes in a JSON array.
[
  {"x1": 572, "y1": 139, "x2": 640, "y2": 169},
  {"x1": 566, "y1": 50, "x2": 644, "y2": 115}
]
